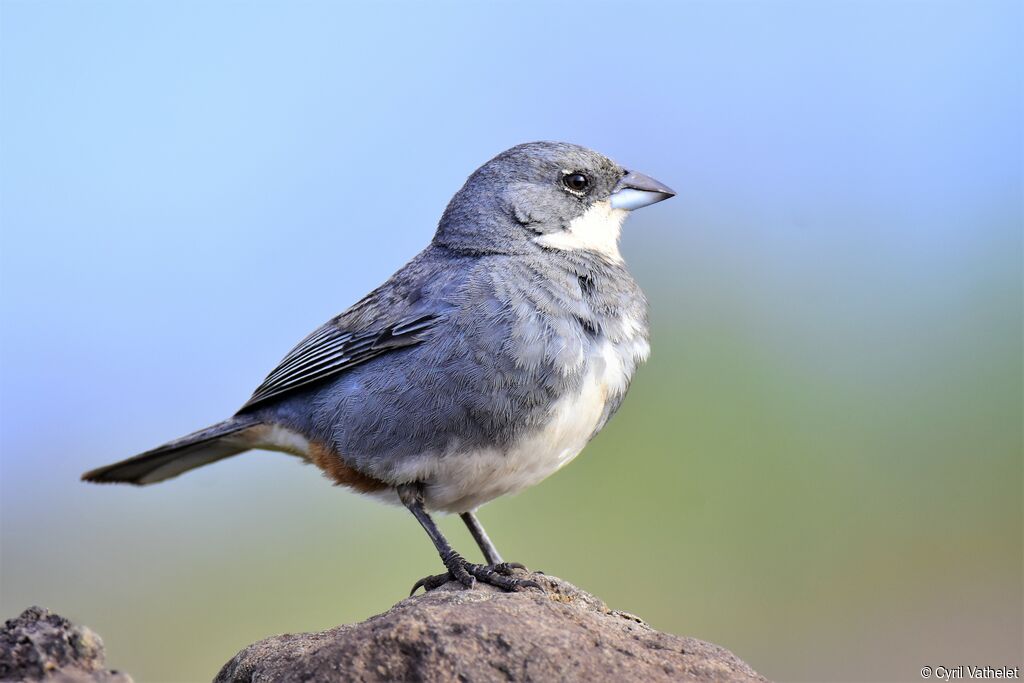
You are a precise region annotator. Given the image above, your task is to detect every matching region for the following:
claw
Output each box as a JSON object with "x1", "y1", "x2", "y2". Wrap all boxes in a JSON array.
[{"x1": 409, "y1": 572, "x2": 452, "y2": 595}]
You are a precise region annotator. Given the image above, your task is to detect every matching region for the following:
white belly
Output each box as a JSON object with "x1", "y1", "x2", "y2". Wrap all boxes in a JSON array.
[{"x1": 407, "y1": 335, "x2": 649, "y2": 512}]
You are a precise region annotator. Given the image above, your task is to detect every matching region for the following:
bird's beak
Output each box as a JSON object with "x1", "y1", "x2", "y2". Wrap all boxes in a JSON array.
[{"x1": 609, "y1": 171, "x2": 676, "y2": 211}]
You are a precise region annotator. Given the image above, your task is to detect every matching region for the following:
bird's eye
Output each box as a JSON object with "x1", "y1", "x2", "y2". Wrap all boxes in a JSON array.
[{"x1": 562, "y1": 173, "x2": 590, "y2": 193}]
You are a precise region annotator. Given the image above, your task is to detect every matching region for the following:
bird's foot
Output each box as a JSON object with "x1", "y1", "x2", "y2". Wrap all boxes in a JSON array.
[{"x1": 410, "y1": 554, "x2": 540, "y2": 595}]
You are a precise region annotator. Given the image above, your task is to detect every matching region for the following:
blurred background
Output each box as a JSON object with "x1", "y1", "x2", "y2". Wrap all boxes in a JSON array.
[{"x1": 1, "y1": 1, "x2": 1020, "y2": 681}]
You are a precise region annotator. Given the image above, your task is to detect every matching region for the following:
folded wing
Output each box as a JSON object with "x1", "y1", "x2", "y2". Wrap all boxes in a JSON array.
[{"x1": 238, "y1": 312, "x2": 439, "y2": 411}]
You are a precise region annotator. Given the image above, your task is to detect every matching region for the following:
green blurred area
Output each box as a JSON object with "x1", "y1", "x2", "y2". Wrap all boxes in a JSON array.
[{"x1": 3, "y1": 225, "x2": 1020, "y2": 682}]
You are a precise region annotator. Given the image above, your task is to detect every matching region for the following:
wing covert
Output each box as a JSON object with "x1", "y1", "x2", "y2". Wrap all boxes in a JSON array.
[{"x1": 238, "y1": 312, "x2": 439, "y2": 411}]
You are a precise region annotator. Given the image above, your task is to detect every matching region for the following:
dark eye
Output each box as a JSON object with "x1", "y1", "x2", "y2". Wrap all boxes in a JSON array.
[{"x1": 562, "y1": 172, "x2": 590, "y2": 193}]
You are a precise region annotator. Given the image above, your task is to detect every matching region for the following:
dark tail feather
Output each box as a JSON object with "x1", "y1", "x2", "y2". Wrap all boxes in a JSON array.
[{"x1": 82, "y1": 416, "x2": 263, "y2": 486}]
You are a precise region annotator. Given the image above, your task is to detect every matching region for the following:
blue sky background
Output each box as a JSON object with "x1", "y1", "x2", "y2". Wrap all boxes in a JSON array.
[{"x1": 1, "y1": 2, "x2": 1021, "y2": 681}]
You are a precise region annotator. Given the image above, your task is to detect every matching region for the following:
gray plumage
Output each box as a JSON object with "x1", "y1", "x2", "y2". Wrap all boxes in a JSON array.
[{"x1": 84, "y1": 141, "x2": 672, "y2": 516}]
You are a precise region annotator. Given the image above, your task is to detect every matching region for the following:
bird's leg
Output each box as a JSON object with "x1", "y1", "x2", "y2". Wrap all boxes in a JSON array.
[
  {"x1": 398, "y1": 483, "x2": 475, "y2": 589},
  {"x1": 459, "y1": 510, "x2": 503, "y2": 564},
  {"x1": 398, "y1": 484, "x2": 540, "y2": 595},
  {"x1": 459, "y1": 510, "x2": 527, "y2": 574}
]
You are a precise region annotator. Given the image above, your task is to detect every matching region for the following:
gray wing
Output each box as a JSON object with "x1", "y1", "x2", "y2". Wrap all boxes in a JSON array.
[{"x1": 238, "y1": 312, "x2": 439, "y2": 411}]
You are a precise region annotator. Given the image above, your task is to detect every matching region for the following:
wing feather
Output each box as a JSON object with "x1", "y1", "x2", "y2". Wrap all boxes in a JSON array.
[{"x1": 238, "y1": 312, "x2": 439, "y2": 411}]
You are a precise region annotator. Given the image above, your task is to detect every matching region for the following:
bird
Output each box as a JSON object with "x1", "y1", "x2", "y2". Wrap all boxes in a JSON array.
[{"x1": 82, "y1": 141, "x2": 675, "y2": 593}]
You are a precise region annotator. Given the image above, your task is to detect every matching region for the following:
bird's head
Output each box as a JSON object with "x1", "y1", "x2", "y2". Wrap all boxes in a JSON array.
[{"x1": 434, "y1": 141, "x2": 674, "y2": 262}]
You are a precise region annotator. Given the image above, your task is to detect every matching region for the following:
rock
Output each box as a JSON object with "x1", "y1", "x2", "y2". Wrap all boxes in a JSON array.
[
  {"x1": 0, "y1": 606, "x2": 131, "y2": 682},
  {"x1": 217, "y1": 573, "x2": 768, "y2": 682}
]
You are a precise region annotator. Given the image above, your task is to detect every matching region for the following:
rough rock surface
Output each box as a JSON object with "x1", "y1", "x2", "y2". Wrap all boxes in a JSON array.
[
  {"x1": 0, "y1": 606, "x2": 131, "y2": 682},
  {"x1": 217, "y1": 573, "x2": 767, "y2": 682}
]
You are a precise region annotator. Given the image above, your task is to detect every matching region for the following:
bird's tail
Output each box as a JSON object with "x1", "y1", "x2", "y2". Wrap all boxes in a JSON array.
[{"x1": 81, "y1": 415, "x2": 263, "y2": 486}]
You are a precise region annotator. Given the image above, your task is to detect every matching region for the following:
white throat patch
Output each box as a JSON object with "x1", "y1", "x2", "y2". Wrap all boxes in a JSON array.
[{"x1": 534, "y1": 200, "x2": 628, "y2": 263}]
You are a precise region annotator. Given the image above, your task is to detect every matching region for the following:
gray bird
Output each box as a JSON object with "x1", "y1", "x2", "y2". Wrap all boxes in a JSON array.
[{"x1": 82, "y1": 141, "x2": 675, "y2": 592}]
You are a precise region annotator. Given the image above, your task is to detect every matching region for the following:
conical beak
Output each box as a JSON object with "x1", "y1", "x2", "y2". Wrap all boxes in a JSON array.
[{"x1": 609, "y1": 171, "x2": 676, "y2": 210}]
